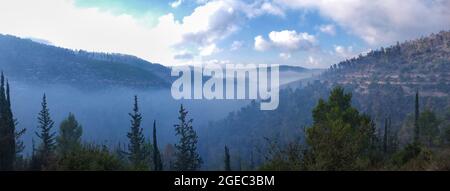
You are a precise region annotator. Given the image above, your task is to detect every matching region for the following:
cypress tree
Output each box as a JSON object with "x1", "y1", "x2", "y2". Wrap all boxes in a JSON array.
[
  {"x1": 414, "y1": 90, "x2": 420, "y2": 144},
  {"x1": 224, "y1": 145, "x2": 231, "y2": 171},
  {"x1": 0, "y1": 73, "x2": 24, "y2": 170},
  {"x1": 36, "y1": 94, "x2": 56, "y2": 169},
  {"x1": 9, "y1": 81, "x2": 25, "y2": 159},
  {"x1": 174, "y1": 104, "x2": 202, "y2": 171},
  {"x1": 127, "y1": 95, "x2": 145, "y2": 169},
  {"x1": 152, "y1": 120, "x2": 163, "y2": 171}
]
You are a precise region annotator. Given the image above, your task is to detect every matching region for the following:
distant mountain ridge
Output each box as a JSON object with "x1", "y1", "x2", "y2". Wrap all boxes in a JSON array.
[
  {"x1": 0, "y1": 34, "x2": 314, "y2": 90},
  {"x1": 0, "y1": 34, "x2": 171, "y2": 89}
]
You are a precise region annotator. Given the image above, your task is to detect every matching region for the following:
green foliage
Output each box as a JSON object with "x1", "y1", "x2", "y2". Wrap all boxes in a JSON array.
[
  {"x1": 35, "y1": 94, "x2": 57, "y2": 170},
  {"x1": 174, "y1": 104, "x2": 202, "y2": 171},
  {"x1": 306, "y1": 87, "x2": 380, "y2": 170},
  {"x1": 418, "y1": 109, "x2": 440, "y2": 146},
  {"x1": 57, "y1": 144, "x2": 124, "y2": 171},
  {"x1": 0, "y1": 73, "x2": 25, "y2": 170},
  {"x1": 126, "y1": 95, "x2": 146, "y2": 170},
  {"x1": 391, "y1": 143, "x2": 423, "y2": 167},
  {"x1": 57, "y1": 113, "x2": 82, "y2": 156},
  {"x1": 259, "y1": 139, "x2": 306, "y2": 171},
  {"x1": 203, "y1": 83, "x2": 329, "y2": 169},
  {"x1": 389, "y1": 143, "x2": 438, "y2": 170}
]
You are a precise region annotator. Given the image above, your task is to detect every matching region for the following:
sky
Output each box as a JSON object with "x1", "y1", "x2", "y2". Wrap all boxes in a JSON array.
[{"x1": 0, "y1": 0, "x2": 449, "y2": 68}]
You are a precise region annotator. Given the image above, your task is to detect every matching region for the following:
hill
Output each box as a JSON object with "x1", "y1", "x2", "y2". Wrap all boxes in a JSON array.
[
  {"x1": 323, "y1": 31, "x2": 450, "y2": 123},
  {"x1": 200, "y1": 31, "x2": 450, "y2": 169},
  {"x1": 0, "y1": 34, "x2": 171, "y2": 89}
]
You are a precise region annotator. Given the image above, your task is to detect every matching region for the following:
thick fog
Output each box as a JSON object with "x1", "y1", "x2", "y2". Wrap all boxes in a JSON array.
[{"x1": 10, "y1": 81, "x2": 250, "y2": 155}]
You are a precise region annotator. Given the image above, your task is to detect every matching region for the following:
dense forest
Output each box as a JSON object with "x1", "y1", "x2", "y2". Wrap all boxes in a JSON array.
[
  {"x1": 1, "y1": 71, "x2": 450, "y2": 170},
  {"x1": 1, "y1": 31, "x2": 450, "y2": 171},
  {"x1": 0, "y1": 71, "x2": 202, "y2": 170},
  {"x1": 200, "y1": 31, "x2": 450, "y2": 170}
]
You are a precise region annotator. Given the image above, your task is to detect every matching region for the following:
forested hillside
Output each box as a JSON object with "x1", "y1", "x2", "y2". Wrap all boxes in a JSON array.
[
  {"x1": 201, "y1": 31, "x2": 450, "y2": 170},
  {"x1": 324, "y1": 31, "x2": 450, "y2": 124},
  {"x1": 0, "y1": 34, "x2": 171, "y2": 89}
]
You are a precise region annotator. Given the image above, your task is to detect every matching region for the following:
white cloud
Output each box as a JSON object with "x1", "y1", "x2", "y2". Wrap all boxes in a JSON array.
[
  {"x1": 259, "y1": 2, "x2": 285, "y2": 17},
  {"x1": 0, "y1": 0, "x2": 287, "y2": 66},
  {"x1": 254, "y1": 35, "x2": 271, "y2": 51},
  {"x1": 268, "y1": 30, "x2": 316, "y2": 51},
  {"x1": 254, "y1": 30, "x2": 316, "y2": 57},
  {"x1": 170, "y1": 0, "x2": 184, "y2": 8},
  {"x1": 0, "y1": 0, "x2": 184, "y2": 65},
  {"x1": 178, "y1": 0, "x2": 240, "y2": 47},
  {"x1": 275, "y1": 0, "x2": 450, "y2": 45},
  {"x1": 199, "y1": 43, "x2": 221, "y2": 56},
  {"x1": 334, "y1": 45, "x2": 354, "y2": 58},
  {"x1": 319, "y1": 24, "x2": 336, "y2": 36},
  {"x1": 177, "y1": 0, "x2": 286, "y2": 50},
  {"x1": 230, "y1": 41, "x2": 244, "y2": 51},
  {"x1": 0, "y1": 0, "x2": 293, "y2": 65}
]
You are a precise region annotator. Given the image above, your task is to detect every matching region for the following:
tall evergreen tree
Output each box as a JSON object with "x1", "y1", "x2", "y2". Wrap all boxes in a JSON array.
[
  {"x1": 0, "y1": 73, "x2": 24, "y2": 170},
  {"x1": 36, "y1": 94, "x2": 56, "y2": 169},
  {"x1": 306, "y1": 87, "x2": 378, "y2": 170},
  {"x1": 152, "y1": 120, "x2": 163, "y2": 171},
  {"x1": 127, "y1": 95, "x2": 145, "y2": 169},
  {"x1": 57, "y1": 113, "x2": 83, "y2": 156},
  {"x1": 174, "y1": 104, "x2": 202, "y2": 171},
  {"x1": 224, "y1": 145, "x2": 231, "y2": 171},
  {"x1": 414, "y1": 90, "x2": 420, "y2": 143},
  {"x1": 5, "y1": 81, "x2": 25, "y2": 160}
]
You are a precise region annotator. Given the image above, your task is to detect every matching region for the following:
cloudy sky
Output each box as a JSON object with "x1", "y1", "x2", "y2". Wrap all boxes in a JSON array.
[{"x1": 0, "y1": 0, "x2": 449, "y2": 68}]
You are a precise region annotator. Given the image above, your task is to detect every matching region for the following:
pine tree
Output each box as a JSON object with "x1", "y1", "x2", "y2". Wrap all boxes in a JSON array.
[
  {"x1": 224, "y1": 145, "x2": 231, "y2": 171},
  {"x1": 174, "y1": 104, "x2": 202, "y2": 171},
  {"x1": 306, "y1": 87, "x2": 378, "y2": 170},
  {"x1": 36, "y1": 94, "x2": 56, "y2": 169},
  {"x1": 127, "y1": 95, "x2": 145, "y2": 169},
  {"x1": 152, "y1": 120, "x2": 163, "y2": 171},
  {"x1": 0, "y1": 73, "x2": 24, "y2": 170},
  {"x1": 414, "y1": 90, "x2": 420, "y2": 144},
  {"x1": 57, "y1": 113, "x2": 83, "y2": 156}
]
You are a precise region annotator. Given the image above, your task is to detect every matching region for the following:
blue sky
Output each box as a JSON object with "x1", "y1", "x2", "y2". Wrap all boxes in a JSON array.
[{"x1": 0, "y1": 0, "x2": 449, "y2": 68}]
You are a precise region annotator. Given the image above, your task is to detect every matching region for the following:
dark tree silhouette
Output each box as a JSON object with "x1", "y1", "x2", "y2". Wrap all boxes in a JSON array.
[{"x1": 174, "y1": 104, "x2": 202, "y2": 171}]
